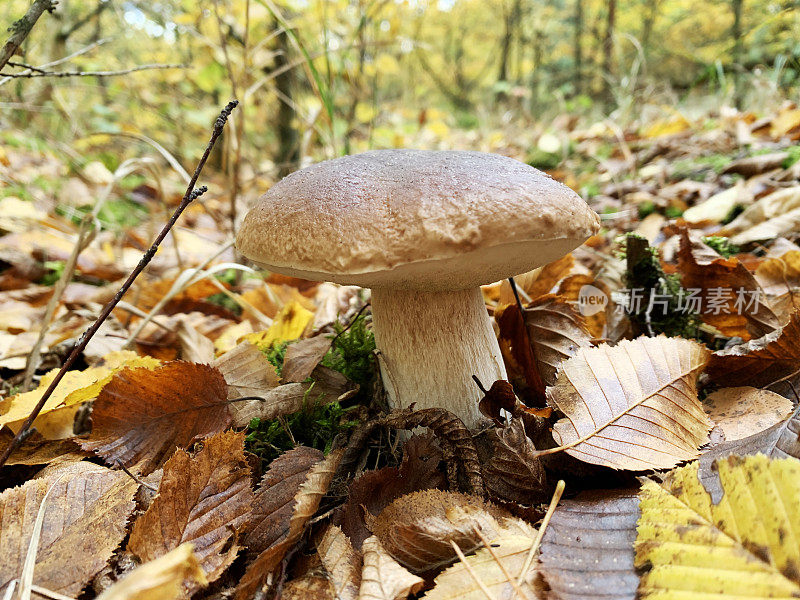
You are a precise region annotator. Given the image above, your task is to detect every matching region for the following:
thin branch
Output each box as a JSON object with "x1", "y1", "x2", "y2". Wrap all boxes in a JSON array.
[
  {"x1": 0, "y1": 99, "x2": 238, "y2": 470},
  {"x1": 0, "y1": 63, "x2": 184, "y2": 78},
  {"x1": 0, "y1": 0, "x2": 58, "y2": 71},
  {"x1": 0, "y1": 37, "x2": 110, "y2": 87}
]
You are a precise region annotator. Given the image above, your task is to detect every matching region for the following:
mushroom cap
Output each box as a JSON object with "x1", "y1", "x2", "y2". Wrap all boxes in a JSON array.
[{"x1": 236, "y1": 150, "x2": 600, "y2": 290}]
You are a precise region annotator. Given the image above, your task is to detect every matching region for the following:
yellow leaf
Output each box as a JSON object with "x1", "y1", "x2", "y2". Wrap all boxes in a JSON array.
[
  {"x1": 641, "y1": 114, "x2": 690, "y2": 138},
  {"x1": 636, "y1": 455, "x2": 800, "y2": 598},
  {"x1": 0, "y1": 352, "x2": 160, "y2": 439},
  {"x1": 245, "y1": 301, "x2": 313, "y2": 351},
  {"x1": 770, "y1": 108, "x2": 800, "y2": 139}
]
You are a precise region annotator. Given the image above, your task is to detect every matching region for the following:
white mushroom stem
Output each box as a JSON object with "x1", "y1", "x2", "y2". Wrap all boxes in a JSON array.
[{"x1": 370, "y1": 286, "x2": 507, "y2": 428}]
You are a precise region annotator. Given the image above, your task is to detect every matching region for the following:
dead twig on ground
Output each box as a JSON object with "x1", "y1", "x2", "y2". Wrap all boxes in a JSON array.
[
  {"x1": 0, "y1": 0, "x2": 58, "y2": 71},
  {"x1": 0, "y1": 63, "x2": 185, "y2": 78},
  {"x1": 0, "y1": 99, "x2": 238, "y2": 469}
]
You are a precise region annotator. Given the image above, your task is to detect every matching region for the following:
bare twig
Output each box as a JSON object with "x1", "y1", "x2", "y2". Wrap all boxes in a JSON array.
[
  {"x1": 0, "y1": 63, "x2": 184, "y2": 78},
  {"x1": 0, "y1": 0, "x2": 58, "y2": 71},
  {"x1": 0, "y1": 37, "x2": 110, "y2": 87},
  {"x1": 0, "y1": 100, "x2": 238, "y2": 469}
]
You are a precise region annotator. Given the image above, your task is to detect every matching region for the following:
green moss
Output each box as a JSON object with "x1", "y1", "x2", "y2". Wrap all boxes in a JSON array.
[
  {"x1": 783, "y1": 145, "x2": 800, "y2": 168},
  {"x1": 321, "y1": 314, "x2": 376, "y2": 387},
  {"x1": 39, "y1": 260, "x2": 66, "y2": 286},
  {"x1": 701, "y1": 236, "x2": 740, "y2": 258},
  {"x1": 638, "y1": 200, "x2": 656, "y2": 219},
  {"x1": 525, "y1": 148, "x2": 561, "y2": 170},
  {"x1": 205, "y1": 292, "x2": 242, "y2": 316},
  {"x1": 265, "y1": 340, "x2": 290, "y2": 376}
]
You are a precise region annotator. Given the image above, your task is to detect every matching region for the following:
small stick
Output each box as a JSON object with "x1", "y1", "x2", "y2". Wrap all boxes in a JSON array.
[
  {"x1": 0, "y1": 0, "x2": 58, "y2": 71},
  {"x1": 517, "y1": 479, "x2": 565, "y2": 585},
  {"x1": 0, "y1": 63, "x2": 185, "y2": 78},
  {"x1": 116, "y1": 460, "x2": 157, "y2": 492},
  {"x1": 0, "y1": 100, "x2": 238, "y2": 469}
]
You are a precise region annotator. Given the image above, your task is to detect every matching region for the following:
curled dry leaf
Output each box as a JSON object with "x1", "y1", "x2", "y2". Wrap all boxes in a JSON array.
[
  {"x1": 360, "y1": 536, "x2": 424, "y2": 600},
  {"x1": 0, "y1": 462, "x2": 138, "y2": 597},
  {"x1": 283, "y1": 571, "x2": 337, "y2": 600},
  {"x1": 95, "y1": 544, "x2": 207, "y2": 600},
  {"x1": 705, "y1": 311, "x2": 800, "y2": 390},
  {"x1": 340, "y1": 434, "x2": 446, "y2": 549},
  {"x1": 282, "y1": 335, "x2": 334, "y2": 383},
  {"x1": 704, "y1": 386, "x2": 793, "y2": 441},
  {"x1": 176, "y1": 317, "x2": 216, "y2": 363},
  {"x1": 636, "y1": 456, "x2": 800, "y2": 598},
  {"x1": 318, "y1": 525, "x2": 362, "y2": 600},
  {"x1": 369, "y1": 489, "x2": 513, "y2": 573},
  {"x1": 754, "y1": 250, "x2": 800, "y2": 297},
  {"x1": 81, "y1": 362, "x2": 232, "y2": 475},
  {"x1": 0, "y1": 428, "x2": 89, "y2": 466},
  {"x1": 212, "y1": 340, "x2": 280, "y2": 400},
  {"x1": 539, "y1": 489, "x2": 640, "y2": 600},
  {"x1": 523, "y1": 294, "x2": 594, "y2": 387},
  {"x1": 236, "y1": 449, "x2": 343, "y2": 600},
  {"x1": 127, "y1": 431, "x2": 253, "y2": 584},
  {"x1": 496, "y1": 302, "x2": 546, "y2": 405},
  {"x1": 422, "y1": 533, "x2": 539, "y2": 600},
  {"x1": 546, "y1": 336, "x2": 711, "y2": 470},
  {"x1": 484, "y1": 419, "x2": 549, "y2": 506},
  {"x1": 678, "y1": 229, "x2": 781, "y2": 340}
]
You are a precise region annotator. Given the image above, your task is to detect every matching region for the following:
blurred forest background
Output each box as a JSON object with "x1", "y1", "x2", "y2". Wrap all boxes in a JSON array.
[{"x1": 1, "y1": 0, "x2": 800, "y2": 216}]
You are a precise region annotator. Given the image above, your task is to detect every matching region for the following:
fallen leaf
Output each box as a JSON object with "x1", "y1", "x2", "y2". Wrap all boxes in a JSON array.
[
  {"x1": 556, "y1": 275, "x2": 608, "y2": 339},
  {"x1": 359, "y1": 536, "x2": 424, "y2": 600},
  {"x1": 682, "y1": 185, "x2": 746, "y2": 224},
  {"x1": 81, "y1": 362, "x2": 232, "y2": 475},
  {"x1": 212, "y1": 340, "x2": 280, "y2": 399},
  {"x1": 95, "y1": 543, "x2": 207, "y2": 600},
  {"x1": 755, "y1": 250, "x2": 800, "y2": 296},
  {"x1": 369, "y1": 489, "x2": 514, "y2": 573},
  {"x1": 546, "y1": 336, "x2": 711, "y2": 470},
  {"x1": 283, "y1": 571, "x2": 336, "y2": 600},
  {"x1": 704, "y1": 386, "x2": 793, "y2": 441},
  {"x1": 484, "y1": 419, "x2": 549, "y2": 506},
  {"x1": 719, "y1": 151, "x2": 789, "y2": 176},
  {"x1": 496, "y1": 303, "x2": 546, "y2": 405},
  {"x1": 0, "y1": 462, "x2": 138, "y2": 596},
  {"x1": 731, "y1": 207, "x2": 800, "y2": 245},
  {"x1": 282, "y1": 335, "x2": 333, "y2": 383},
  {"x1": 245, "y1": 300, "x2": 314, "y2": 350},
  {"x1": 0, "y1": 428, "x2": 89, "y2": 466},
  {"x1": 127, "y1": 431, "x2": 253, "y2": 584},
  {"x1": 678, "y1": 229, "x2": 781, "y2": 339},
  {"x1": 523, "y1": 294, "x2": 594, "y2": 386},
  {"x1": 539, "y1": 489, "x2": 640, "y2": 600},
  {"x1": 236, "y1": 449, "x2": 343, "y2": 600},
  {"x1": 318, "y1": 525, "x2": 362, "y2": 600},
  {"x1": 705, "y1": 311, "x2": 800, "y2": 389},
  {"x1": 635, "y1": 455, "x2": 800, "y2": 598},
  {"x1": 722, "y1": 185, "x2": 800, "y2": 236},
  {"x1": 176, "y1": 317, "x2": 215, "y2": 363}
]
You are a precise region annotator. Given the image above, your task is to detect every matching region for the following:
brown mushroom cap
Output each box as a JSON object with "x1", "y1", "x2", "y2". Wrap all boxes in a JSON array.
[{"x1": 236, "y1": 149, "x2": 600, "y2": 290}]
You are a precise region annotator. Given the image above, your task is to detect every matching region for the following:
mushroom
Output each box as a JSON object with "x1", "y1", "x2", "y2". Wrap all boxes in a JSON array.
[{"x1": 236, "y1": 150, "x2": 600, "y2": 428}]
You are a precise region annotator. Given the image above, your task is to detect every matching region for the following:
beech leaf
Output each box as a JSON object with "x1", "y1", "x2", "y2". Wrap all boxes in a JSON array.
[
  {"x1": 127, "y1": 431, "x2": 253, "y2": 584},
  {"x1": 484, "y1": 418, "x2": 549, "y2": 506},
  {"x1": 0, "y1": 463, "x2": 138, "y2": 597},
  {"x1": 81, "y1": 361, "x2": 232, "y2": 475},
  {"x1": 636, "y1": 456, "x2": 800, "y2": 598},
  {"x1": 318, "y1": 525, "x2": 362, "y2": 600},
  {"x1": 546, "y1": 336, "x2": 711, "y2": 470},
  {"x1": 212, "y1": 340, "x2": 280, "y2": 400},
  {"x1": 359, "y1": 536, "x2": 424, "y2": 600},
  {"x1": 704, "y1": 386, "x2": 793, "y2": 441},
  {"x1": 282, "y1": 335, "x2": 333, "y2": 383}
]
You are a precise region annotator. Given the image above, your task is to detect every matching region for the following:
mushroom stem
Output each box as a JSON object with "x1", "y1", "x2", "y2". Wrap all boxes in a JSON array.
[{"x1": 370, "y1": 286, "x2": 507, "y2": 428}]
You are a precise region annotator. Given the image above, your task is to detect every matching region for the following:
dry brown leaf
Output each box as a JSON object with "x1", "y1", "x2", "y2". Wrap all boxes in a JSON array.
[
  {"x1": 755, "y1": 250, "x2": 800, "y2": 297},
  {"x1": 526, "y1": 254, "x2": 576, "y2": 300},
  {"x1": 0, "y1": 462, "x2": 138, "y2": 596},
  {"x1": 704, "y1": 387, "x2": 793, "y2": 441},
  {"x1": 731, "y1": 207, "x2": 800, "y2": 246},
  {"x1": 539, "y1": 489, "x2": 640, "y2": 600},
  {"x1": 523, "y1": 294, "x2": 594, "y2": 386},
  {"x1": 370, "y1": 489, "x2": 513, "y2": 573},
  {"x1": 546, "y1": 336, "x2": 711, "y2": 470},
  {"x1": 212, "y1": 340, "x2": 280, "y2": 399},
  {"x1": 678, "y1": 229, "x2": 781, "y2": 339},
  {"x1": 81, "y1": 362, "x2": 232, "y2": 475},
  {"x1": 484, "y1": 419, "x2": 549, "y2": 506},
  {"x1": 318, "y1": 525, "x2": 362, "y2": 600},
  {"x1": 127, "y1": 431, "x2": 253, "y2": 584},
  {"x1": 496, "y1": 302, "x2": 546, "y2": 405},
  {"x1": 95, "y1": 544, "x2": 207, "y2": 600},
  {"x1": 722, "y1": 185, "x2": 800, "y2": 237},
  {"x1": 556, "y1": 275, "x2": 607, "y2": 339},
  {"x1": 359, "y1": 536, "x2": 424, "y2": 600},
  {"x1": 340, "y1": 434, "x2": 446, "y2": 549},
  {"x1": 176, "y1": 317, "x2": 216, "y2": 363},
  {"x1": 705, "y1": 311, "x2": 800, "y2": 389},
  {"x1": 236, "y1": 449, "x2": 343, "y2": 600},
  {"x1": 283, "y1": 571, "x2": 337, "y2": 600},
  {"x1": 0, "y1": 428, "x2": 89, "y2": 466},
  {"x1": 422, "y1": 533, "x2": 539, "y2": 600},
  {"x1": 282, "y1": 335, "x2": 333, "y2": 383}
]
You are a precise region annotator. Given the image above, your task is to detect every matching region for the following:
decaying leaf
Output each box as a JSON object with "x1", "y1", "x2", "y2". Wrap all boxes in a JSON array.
[
  {"x1": 496, "y1": 302, "x2": 546, "y2": 405},
  {"x1": 236, "y1": 449, "x2": 343, "y2": 600},
  {"x1": 636, "y1": 456, "x2": 800, "y2": 598},
  {"x1": 523, "y1": 294, "x2": 594, "y2": 386},
  {"x1": 0, "y1": 428, "x2": 89, "y2": 466},
  {"x1": 282, "y1": 335, "x2": 333, "y2": 383},
  {"x1": 678, "y1": 229, "x2": 780, "y2": 339},
  {"x1": 755, "y1": 250, "x2": 800, "y2": 297},
  {"x1": 245, "y1": 300, "x2": 314, "y2": 351},
  {"x1": 705, "y1": 311, "x2": 800, "y2": 389},
  {"x1": 127, "y1": 431, "x2": 253, "y2": 584},
  {"x1": 81, "y1": 362, "x2": 232, "y2": 475},
  {"x1": 176, "y1": 317, "x2": 216, "y2": 363},
  {"x1": 704, "y1": 386, "x2": 793, "y2": 441},
  {"x1": 360, "y1": 536, "x2": 424, "y2": 600},
  {"x1": 283, "y1": 571, "x2": 337, "y2": 600},
  {"x1": 539, "y1": 489, "x2": 640, "y2": 600},
  {"x1": 546, "y1": 336, "x2": 711, "y2": 470},
  {"x1": 369, "y1": 489, "x2": 515, "y2": 573},
  {"x1": 95, "y1": 543, "x2": 207, "y2": 600},
  {"x1": 422, "y1": 533, "x2": 539, "y2": 600},
  {"x1": 318, "y1": 525, "x2": 361, "y2": 600},
  {"x1": 484, "y1": 419, "x2": 549, "y2": 506},
  {"x1": 0, "y1": 462, "x2": 138, "y2": 596},
  {"x1": 212, "y1": 340, "x2": 280, "y2": 399}
]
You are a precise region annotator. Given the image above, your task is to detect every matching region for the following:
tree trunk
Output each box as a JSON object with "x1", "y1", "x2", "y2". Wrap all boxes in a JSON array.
[
  {"x1": 274, "y1": 26, "x2": 299, "y2": 177},
  {"x1": 731, "y1": 0, "x2": 745, "y2": 108},
  {"x1": 601, "y1": 0, "x2": 616, "y2": 110},
  {"x1": 573, "y1": 0, "x2": 583, "y2": 95}
]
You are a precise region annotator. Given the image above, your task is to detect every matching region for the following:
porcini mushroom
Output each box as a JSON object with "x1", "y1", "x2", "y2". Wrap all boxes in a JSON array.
[{"x1": 236, "y1": 150, "x2": 600, "y2": 428}]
